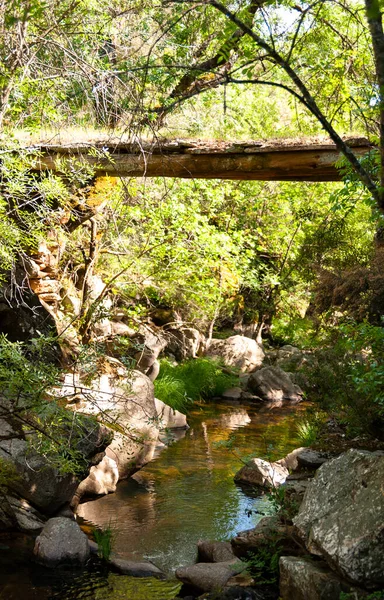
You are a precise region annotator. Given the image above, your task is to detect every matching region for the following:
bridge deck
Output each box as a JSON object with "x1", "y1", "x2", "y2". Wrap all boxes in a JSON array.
[{"x1": 34, "y1": 137, "x2": 373, "y2": 181}]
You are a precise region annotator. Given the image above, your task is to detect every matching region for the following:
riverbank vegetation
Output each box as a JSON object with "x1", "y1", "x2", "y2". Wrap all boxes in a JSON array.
[{"x1": 1, "y1": 1, "x2": 384, "y2": 595}]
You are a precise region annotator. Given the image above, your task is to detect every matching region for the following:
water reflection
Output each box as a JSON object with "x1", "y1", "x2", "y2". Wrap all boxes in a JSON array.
[{"x1": 78, "y1": 401, "x2": 303, "y2": 573}]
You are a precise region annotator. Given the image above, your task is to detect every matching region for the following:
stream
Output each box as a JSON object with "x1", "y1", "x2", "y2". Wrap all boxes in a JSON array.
[{"x1": 0, "y1": 400, "x2": 305, "y2": 599}]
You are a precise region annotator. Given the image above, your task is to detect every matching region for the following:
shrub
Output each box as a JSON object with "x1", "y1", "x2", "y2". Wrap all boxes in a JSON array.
[
  {"x1": 154, "y1": 357, "x2": 239, "y2": 412},
  {"x1": 302, "y1": 321, "x2": 384, "y2": 439}
]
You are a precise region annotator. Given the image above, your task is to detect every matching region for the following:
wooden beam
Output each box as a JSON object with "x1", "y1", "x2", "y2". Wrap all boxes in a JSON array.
[{"x1": 33, "y1": 137, "x2": 374, "y2": 182}]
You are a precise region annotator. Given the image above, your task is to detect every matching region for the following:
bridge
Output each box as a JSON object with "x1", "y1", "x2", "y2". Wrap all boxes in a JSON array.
[{"x1": 34, "y1": 137, "x2": 373, "y2": 182}]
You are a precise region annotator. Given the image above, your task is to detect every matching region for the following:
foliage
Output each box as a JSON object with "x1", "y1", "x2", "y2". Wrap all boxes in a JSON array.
[
  {"x1": 0, "y1": 334, "x2": 98, "y2": 475},
  {"x1": 267, "y1": 485, "x2": 300, "y2": 523},
  {"x1": 153, "y1": 374, "x2": 191, "y2": 414},
  {"x1": 244, "y1": 536, "x2": 282, "y2": 585},
  {"x1": 93, "y1": 523, "x2": 116, "y2": 561},
  {"x1": 0, "y1": 458, "x2": 20, "y2": 490},
  {"x1": 302, "y1": 322, "x2": 384, "y2": 439},
  {"x1": 154, "y1": 357, "x2": 239, "y2": 411},
  {"x1": 296, "y1": 412, "x2": 327, "y2": 447}
]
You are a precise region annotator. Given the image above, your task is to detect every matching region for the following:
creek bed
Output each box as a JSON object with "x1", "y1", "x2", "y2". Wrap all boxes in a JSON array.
[{"x1": 0, "y1": 400, "x2": 304, "y2": 599}]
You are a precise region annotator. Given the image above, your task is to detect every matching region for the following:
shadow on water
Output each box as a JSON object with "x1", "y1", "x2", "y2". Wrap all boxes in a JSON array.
[{"x1": 0, "y1": 400, "x2": 305, "y2": 599}]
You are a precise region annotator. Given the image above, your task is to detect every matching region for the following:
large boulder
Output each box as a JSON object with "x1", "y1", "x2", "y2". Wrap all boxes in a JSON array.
[
  {"x1": 175, "y1": 561, "x2": 244, "y2": 592},
  {"x1": 0, "y1": 412, "x2": 108, "y2": 522},
  {"x1": 205, "y1": 336, "x2": 264, "y2": 373},
  {"x1": 62, "y1": 359, "x2": 160, "y2": 480},
  {"x1": 279, "y1": 556, "x2": 362, "y2": 600},
  {"x1": 166, "y1": 326, "x2": 205, "y2": 361},
  {"x1": 154, "y1": 398, "x2": 188, "y2": 429},
  {"x1": 247, "y1": 366, "x2": 303, "y2": 403},
  {"x1": 294, "y1": 449, "x2": 384, "y2": 588},
  {"x1": 234, "y1": 457, "x2": 288, "y2": 489},
  {"x1": 73, "y1": 455, "x2": 119, "y2": 504},
  {"x1": 34, "y1": 517, "x2": 90, "y2": 567}
]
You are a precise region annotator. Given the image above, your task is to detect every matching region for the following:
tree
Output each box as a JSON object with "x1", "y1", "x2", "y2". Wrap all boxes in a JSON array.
[{"x1": 159, "y1": 0, "x2": 384, "y2": 213}]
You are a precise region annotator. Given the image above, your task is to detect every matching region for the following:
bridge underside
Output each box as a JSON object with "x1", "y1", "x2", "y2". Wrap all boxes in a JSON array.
[{"x1": 35, "y1": 137, "x2": 373, "y2": 182}]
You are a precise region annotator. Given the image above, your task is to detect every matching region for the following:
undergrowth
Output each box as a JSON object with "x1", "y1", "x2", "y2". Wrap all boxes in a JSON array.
[
  {"x1": 93, "y1": 523, "x2": 116, "y2": 560},
  {"x1": 154, "y1": 357, "x2": 239, "y2": 412}
]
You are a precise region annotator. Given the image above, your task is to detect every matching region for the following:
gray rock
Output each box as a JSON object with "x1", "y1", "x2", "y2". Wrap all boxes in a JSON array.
[
  {"x1": 197, "y1": 540, "x2": 235, "y2": 563},
  {"x1": 282, "y1": 476, "x2": 312, "y2": 508},
  {"x1": 8, "y1": 497, "x2": 46, "y2": 531},
  {"x1": 231, "y1": 516, "x2": 297, "y2": 559},
  {"x1": 222, "y1": 387, "x2": 243, "y2": 401},
  {"x1": 247, "y1": 366, "x2": 303, "y2": 403},
  {"x1": 296, "y1": 448, "x2": 329, "y2": 470},
  {"x1": 279, "y1": 556, "x2": 363, "y2": 600},
  {"x1": 108, "y1": 556, "x2": 164, "y2": 578},
  {"x1": 234, "y1": 457, "x2": 288, "y2": 489},
  {"x1": 34, "y1": 517, "x2": 90, "y2": 567},
  {"x1": 176, "y1": 561, "x2": 244, "y2": 592},
  {"x1": 205, "y1": 336, "x2": 264, "y2": 373},
  {"x1": 63, "y1": 364, "x2": 160, "y2": 480},
  {"x1": 294, "y1": 449, "x2": 384, "y2": 588},
  {"x1": 0, "y1": 414, "x2": 108, "y2": 518}
]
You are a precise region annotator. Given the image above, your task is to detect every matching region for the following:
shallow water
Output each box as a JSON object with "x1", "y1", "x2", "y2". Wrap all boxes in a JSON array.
[
  {"x1": 0, "y1": 400, "x2": 304, "y2": 599},
  {"x1": 78, "y1": 400, "x2": 304, "y2": 573}
]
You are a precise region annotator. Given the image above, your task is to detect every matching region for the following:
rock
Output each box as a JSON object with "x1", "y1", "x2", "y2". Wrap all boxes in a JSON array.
[
  {"x1": 294, "y1": 449, "x2": 384, "y2": 588},
  {"x1": 277, "y1": 447, "x2": 306, "y2": 470},
  {"x1": 0, "y1": 413, "x2": 108, "y2": 518},
  {"x1": 234, "y1": 458, "x2": 288, "y2": 489},
  {"x1": 295, "y1": 448, "x2": 329, "y2": 470},
  {"x1": 108, "y1": 556, "x2": 164, "y2": 578},
  {"x1": 277, "y1": 447, "x2": 329, "y2": 471},
  {"x1": 62, "y1": 361, "x2": 160, "y2": 480},
  {"x1": 282, "y1": 476, "x2": 312, "y2": 508},
  {"x1": 231, "y1": 516, "x2": 297, "y2": 559},
  {"x1": 88, "y1": 539, "x2": 99, "y2": 554},
  {"x1": 154, "y1": 398, "x2": 188, "y2": 429},
  {"x1": 275, "y1": 345, "x2": 303, "y2": 370},
  {"x1": 7, "y1": 497, "x2": 46, "y2": 531},
  {"x1": 205, "y1": 336, "x2": 265, "y2": 373},
  {"x1": 34, "y1": 517, "x2": 90, "y2": 567},
  {"x1": 239, "y1": 391, "x2": 264, "y2": 403},
  {"x1": 166, "y1": 326, "x2": 205, "y2": 360},
  {"x1": 110, "y1": 321, "x2": 136, "y2": 337},
  {"x1": 197, "y1": 540, "x2": 235, "y2": 563},
  {"x1": 73, "y1": 456, "x2": 119, "y2": 501},
  {"x1": 279, "y1": 556, "x2": 363, "y2": 600},
  {"x1": 176, "y1": 561, "x2": 244, "y2": 592},
  {"x1": 247, "y1": 366, "x2": 303, "y2": 403},
  {"x1": 222, "y1": 387, "x2": 243, "y2": 401}
]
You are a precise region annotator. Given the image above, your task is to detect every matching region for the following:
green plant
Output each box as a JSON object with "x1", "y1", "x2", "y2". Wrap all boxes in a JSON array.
[
  {"x1": 154, "y1": 357, "x2": 239, "y2": 412},
  {"x1": 267, "y1": 486, "x2": 299, "y2": 523},
  {"x1": 153, "y1": 374, "x2": 191, "y2": 413},
  {"x1": 93, "y1": 523, "x2": 116, "y2": 560},
  {"x1": 296, "y1": 411, "x2": 328, "y2": 447},
  {"x1": 302, "y1": 321, "x2": 384, "y2": 439},
  {"x1": 244, "y1": 535, "x2": 283, "y2": 585}
]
